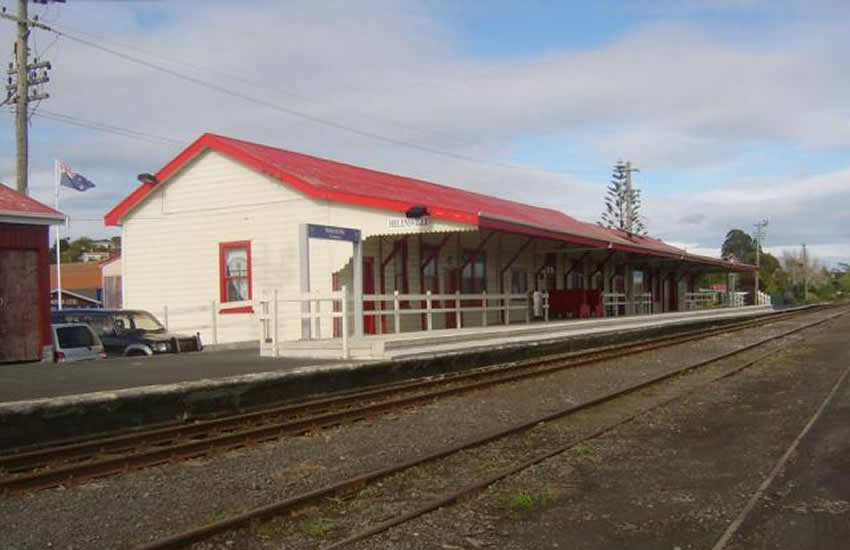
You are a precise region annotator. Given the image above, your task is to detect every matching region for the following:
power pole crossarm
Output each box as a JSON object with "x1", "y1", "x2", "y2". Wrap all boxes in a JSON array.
[{"x1": 3, "y1": 1, "x2": 52, "y2": 195}]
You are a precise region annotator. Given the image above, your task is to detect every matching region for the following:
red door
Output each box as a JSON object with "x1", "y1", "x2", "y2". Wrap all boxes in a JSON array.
[
  {"x1": 420, "y1": 249, "x2": 439, "y2": 330},
  {"x1": 363, "y1": 257, "x2": 376, "y2": 335},
  {"x1": 332, "y1": 257, "x2": 378, "y2": 337},
  {"x1": 0, "y1": 249, "x2": 41, "y2": 362}
]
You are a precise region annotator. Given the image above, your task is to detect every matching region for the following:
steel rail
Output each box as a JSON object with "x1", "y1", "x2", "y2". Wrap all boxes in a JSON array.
[
  {"x1": 0, "y1": 307, "x2": 808, "y2": 470},
  {"x1": 0, "y1": 307, "x2": 821, "y2": 493},
  {"x1": 134, "y1": 306, "x2": 848, "y2": 550}
]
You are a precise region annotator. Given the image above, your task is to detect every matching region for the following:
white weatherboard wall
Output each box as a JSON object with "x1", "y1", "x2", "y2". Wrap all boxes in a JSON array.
[{"x1": 121, "y1": 150, "x2": 475, "y2": 344}]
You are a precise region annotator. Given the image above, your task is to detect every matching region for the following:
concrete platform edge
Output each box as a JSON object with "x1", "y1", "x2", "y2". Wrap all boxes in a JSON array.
[{"x1": 0, "y1": 307, "x2": 801, "y2": 450}]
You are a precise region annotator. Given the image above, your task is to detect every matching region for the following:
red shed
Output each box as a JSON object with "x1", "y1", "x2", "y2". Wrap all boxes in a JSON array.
[{"x1": 0, "y1": 184, "x2": 65, "y2": 363}]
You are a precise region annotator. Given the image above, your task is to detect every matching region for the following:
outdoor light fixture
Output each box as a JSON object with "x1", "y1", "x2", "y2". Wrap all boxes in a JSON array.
[
  {"x1": 137, "y1": 173, "x2": 158, "y2": 185},
  {"x1": 405, "y1": 205, "x2": 429, "y2": 218}
]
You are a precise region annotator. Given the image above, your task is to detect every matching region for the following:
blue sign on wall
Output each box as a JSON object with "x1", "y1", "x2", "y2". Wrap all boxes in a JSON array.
[{"x1": 307, "y1": 223, "x2": 361, "y2": 243}]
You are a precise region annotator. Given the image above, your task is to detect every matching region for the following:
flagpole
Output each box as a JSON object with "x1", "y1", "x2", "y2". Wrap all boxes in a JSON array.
[{"x1": 55, "y1": 160, "x2": 62, "y2": 310}]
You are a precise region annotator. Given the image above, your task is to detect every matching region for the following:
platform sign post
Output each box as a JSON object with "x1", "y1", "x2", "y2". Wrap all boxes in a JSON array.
[{"x1": 300, "y1": 224, "x2": 364, "y2": 339}]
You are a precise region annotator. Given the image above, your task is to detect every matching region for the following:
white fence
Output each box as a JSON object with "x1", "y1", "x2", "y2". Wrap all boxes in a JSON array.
[
  {"x1": 256, "y1": 288, "x2": 549, "y2": 358},
  {"x1": 684, "y1": 292, "x2": 719, "y2": 311},
  {"x1": 686, "y1": 291, "x2": 748, "y2": 310},
  {"x1": 603, "y1": 292, "x2": 652, "y2": 316},
  {"x1": 755, "y1": 290, "x2": 771, "y2": 306},
  {"x1": 257, "y1": 287, "x2": 350, "y2": 358},
  {"x1": 363, "y1": 289, "x2": 540, "y2": 334},
  {"x1": 158, "y1": 299, "x2": 255, "y2": 345},
  {"x1": 153, "y1": 285, "x2": 763, "y2": 357}
]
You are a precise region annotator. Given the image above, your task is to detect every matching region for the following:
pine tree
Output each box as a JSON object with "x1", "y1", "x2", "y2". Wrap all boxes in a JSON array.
[{"x1": 600, "y1": 161, "x2": 646, "y2": 236}]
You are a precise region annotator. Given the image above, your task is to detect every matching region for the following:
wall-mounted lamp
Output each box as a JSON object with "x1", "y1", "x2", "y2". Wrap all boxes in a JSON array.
[
  {"x1": 405, "y1": 205, "x2": 429, "y2": 218},
  {"x1": 137, "y1": 173, "x2": 158, "y2": 185}
]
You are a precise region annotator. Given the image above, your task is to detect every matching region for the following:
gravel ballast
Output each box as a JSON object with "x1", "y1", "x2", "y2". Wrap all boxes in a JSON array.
[{"x1": 0, "y1": 308, "x2": 844, "y2": 550}]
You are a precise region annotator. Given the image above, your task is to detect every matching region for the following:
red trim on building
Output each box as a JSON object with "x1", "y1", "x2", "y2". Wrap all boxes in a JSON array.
[
  {"x1": 218, "y1": 240, "x2": 252, "y2": 311},
  {"x1": 219, "y1": 305, "x2": 255, "y2": 314},
  {"x1": 104, "y1": 133, "x2": 755, "y2": 272}
]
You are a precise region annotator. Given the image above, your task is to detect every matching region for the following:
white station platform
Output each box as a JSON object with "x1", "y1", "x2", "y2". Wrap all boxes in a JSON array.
[{"x1": 271, "y1": 305, "x2": 775, "y2": 360}]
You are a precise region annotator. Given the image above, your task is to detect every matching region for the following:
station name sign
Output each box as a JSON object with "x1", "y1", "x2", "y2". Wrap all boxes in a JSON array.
[
  {"x1": 306, "y1": 223, "x2": 361, "y2": 243},
  {"x1": 388, "y1": 217, "x2": 432, "y2": 229}
]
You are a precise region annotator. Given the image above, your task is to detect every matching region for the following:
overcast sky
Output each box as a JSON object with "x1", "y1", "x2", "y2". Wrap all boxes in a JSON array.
[{"x1": 1, "y1": 0, "x2": 848, "y2": 266}]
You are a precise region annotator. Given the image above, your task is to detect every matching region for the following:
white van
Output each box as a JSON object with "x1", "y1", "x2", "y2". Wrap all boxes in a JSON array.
[{"x1": 51, "y1": 323, "x2": 107, "y2": 363}]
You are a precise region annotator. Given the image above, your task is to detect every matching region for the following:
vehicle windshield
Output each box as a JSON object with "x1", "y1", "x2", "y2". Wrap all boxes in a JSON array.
[{"x1": 130, "y1": 311, "x2": 166, "y2": 333}]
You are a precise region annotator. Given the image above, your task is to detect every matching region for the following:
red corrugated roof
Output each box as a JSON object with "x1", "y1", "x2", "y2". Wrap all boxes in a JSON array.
[
  {"x1": 104, "y1": 133, "x2": 752, "y2": 271},
  {"x1": 0, "y1": 183, "x2": 64, "y2": 220}
]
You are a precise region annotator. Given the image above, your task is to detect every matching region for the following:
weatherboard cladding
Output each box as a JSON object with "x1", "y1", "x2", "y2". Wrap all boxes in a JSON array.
[
  {"x1": 120, "y1": 151, "x2": 473, "y2": 342},
  {"x1": 105, "y1": 133, "x2": 751, "y2": 271}
]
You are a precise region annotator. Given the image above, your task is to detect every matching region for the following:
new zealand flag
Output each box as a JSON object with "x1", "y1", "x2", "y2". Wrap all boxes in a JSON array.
[{"x1": 59, "y1": 163, "x2": 96, "y2": 192}]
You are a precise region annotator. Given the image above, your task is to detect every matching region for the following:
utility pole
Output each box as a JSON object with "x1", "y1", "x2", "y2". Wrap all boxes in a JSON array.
[
  {"x1": 753, "y1": 219, "x2": 768, "y2": 303},
  {"x1": 3, "y1": 1, "x2": 52, "y2": 195},
  {"x1": 15, "y1": 0, "x2": 28, "y2": 195}
]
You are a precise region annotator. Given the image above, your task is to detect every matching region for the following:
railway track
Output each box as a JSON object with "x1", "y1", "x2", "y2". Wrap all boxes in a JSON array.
[
  {"x1": 0, "y1": 306, "x2": 829, "y2": 496},
  {"x1": 132, "y1": 304, "x2": 848, "y2": 550}
]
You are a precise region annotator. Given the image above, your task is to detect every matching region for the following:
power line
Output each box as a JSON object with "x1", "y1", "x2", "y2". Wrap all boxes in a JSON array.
[
  {"x1": 2, "y1": 106, "x2": 186, "y2": 146},
  {"x1": 39, "y1": 21, "x2": 474, "y2": 147},
  {"x1": 43, "y1": 23, "x2": 592, "y2": 182}
]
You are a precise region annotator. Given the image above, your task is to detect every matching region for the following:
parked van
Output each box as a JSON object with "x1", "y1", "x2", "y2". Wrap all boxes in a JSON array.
[{"x1": 52, "y1": 323, "x2": 107, "y2": 363}]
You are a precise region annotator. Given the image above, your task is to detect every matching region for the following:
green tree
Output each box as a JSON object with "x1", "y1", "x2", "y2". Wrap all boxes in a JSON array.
[
  {"x1": 721, "y1": 229, "x2": 755, "y2": 261},
  {"x1": 49, "y1": 236, "x2": 99, "y2": 264},
  {"x1": 838, "y1": 273, "x2": 850, "y2": 293},
  {"x1": 600, "y1": 161, "x2": 646, "y2": 236}
]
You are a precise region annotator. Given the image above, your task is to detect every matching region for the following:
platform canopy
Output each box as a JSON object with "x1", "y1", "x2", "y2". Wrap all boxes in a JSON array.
[{"x1": 105, "y1": 133, "x2": 754, "y2": 272}]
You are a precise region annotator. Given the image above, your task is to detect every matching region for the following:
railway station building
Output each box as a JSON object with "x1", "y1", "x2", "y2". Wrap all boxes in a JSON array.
[{"x1": 105, "y1": 133, "x2": 759, "y2": 355}]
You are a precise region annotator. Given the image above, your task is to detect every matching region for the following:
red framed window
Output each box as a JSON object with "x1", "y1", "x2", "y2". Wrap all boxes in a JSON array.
[{"x1": 219, "y1": 241, "x2": 252, "y2": 303}]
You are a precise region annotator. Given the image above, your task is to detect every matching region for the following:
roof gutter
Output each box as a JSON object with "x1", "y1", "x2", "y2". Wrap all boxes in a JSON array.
[
  {"x1": 478, "y1": 211, "x2": 755, "y2": 271},
  {"x1": 0, "y1": 210, "x2": 65, "y2": 226}
]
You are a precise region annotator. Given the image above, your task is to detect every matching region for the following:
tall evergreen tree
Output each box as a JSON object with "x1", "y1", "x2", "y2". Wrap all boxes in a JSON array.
[
  {"x1": 600, "y1": 161, "x2": 646, "y2": 236},
  {"x1": 720, "y1": 229, "x2": 755, "y2": 261}
]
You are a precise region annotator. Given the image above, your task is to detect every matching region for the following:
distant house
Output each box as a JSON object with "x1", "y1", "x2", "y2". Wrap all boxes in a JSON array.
[
  {"x1": 49, "y1": 288, "x2": 102, "y2": 309},
  {"x1": 101, "y1": 255, "x2": 122, "y2": 308},
  {"x1": 0, "y1": 183, "x2": 65, "y2": 362},
  {"x1": 50, "y1": 261, "x2": 103, "y2": 308},
  {"x1": 91, "y1": 238, "x2": 116, "y2": 250},
  {"x1": 79, "y1": 250, "x2": 111, "y2": 263}
]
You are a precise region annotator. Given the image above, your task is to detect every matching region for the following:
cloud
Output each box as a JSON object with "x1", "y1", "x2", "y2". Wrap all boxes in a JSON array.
[
  {"x1": 0, "y1": 0, "x2": 846, "y2": 266},
  {"x1": 678, "y1": 213, "x2": 706, "y2": 225}
]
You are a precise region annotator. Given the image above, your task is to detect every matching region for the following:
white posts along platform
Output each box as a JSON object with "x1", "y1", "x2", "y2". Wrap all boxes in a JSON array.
[{"x1": 258, "y1": 288, "x2": 774, "y2": 360}]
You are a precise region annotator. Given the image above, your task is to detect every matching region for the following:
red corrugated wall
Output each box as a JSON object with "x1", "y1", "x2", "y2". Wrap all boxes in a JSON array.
[{"x1": 0, "y1": 223, "x2": 52, "y2": 356}]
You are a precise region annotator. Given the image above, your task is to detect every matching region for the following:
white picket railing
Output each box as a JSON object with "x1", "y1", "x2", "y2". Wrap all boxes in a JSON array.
[
  {"x1": 158, "y1": 299, "x2": 255, "y2": 345},
  {"x1": 256, "y1": 287, "x2": 350, "y2": 358},
  {"x1": 364, "y1": 290, "x2": 538, "y2": 334},
  {"x1": 602, "y1": 293, "x2": 652, "y2": 316},
  {"x1": 255, "y1": 288, "x2": 553, "y2": 359},
  {"x1": 756, "y1": 290, "x2": 771, "y2": 306},
  {"x1": 684, "y1": 292, "x2": 718, "y2": 311}
]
